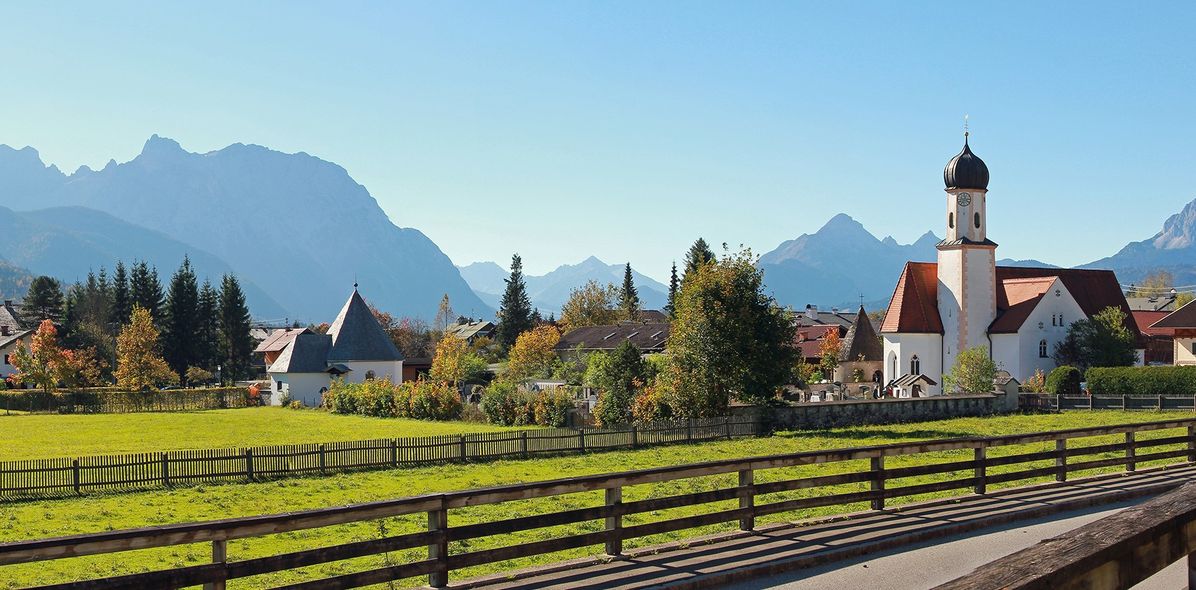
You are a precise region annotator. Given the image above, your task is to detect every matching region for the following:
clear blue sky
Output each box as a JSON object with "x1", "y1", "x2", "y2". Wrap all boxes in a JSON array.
[{"x1": 2, "y1": 1, "x2": 1193, "y2": 282}]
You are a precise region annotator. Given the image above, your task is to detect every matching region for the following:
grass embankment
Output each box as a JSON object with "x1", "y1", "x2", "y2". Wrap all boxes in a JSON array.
[
  {"x1": 0, "y1": 411, "x2": 1190, "y2": 588},
  {"x1": 0, "y1": 408, "x2": 518, "y2": 461}
]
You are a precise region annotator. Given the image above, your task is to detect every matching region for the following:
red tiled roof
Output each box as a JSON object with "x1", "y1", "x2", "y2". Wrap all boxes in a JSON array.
[
  {"x1": 1133, "y1": 311, "x2": 1173, "y2": 336},
  {"x1": 989, "y1": 277, "x2": 1056, "y2": 334},
  {"x1": 881, "y1": 262, "x2": 943, "y2": 334},
  {"x1": 883, "y1": 262, "x2": 1139, "y2": 339},
  {"x1": 1153, "y1": 301, "x2": 1196, "y2": 329}
]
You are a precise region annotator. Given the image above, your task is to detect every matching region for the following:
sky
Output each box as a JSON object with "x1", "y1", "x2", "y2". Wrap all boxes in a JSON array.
[{"x1": 2, "y1": 1, "x2": 1194, "y2": 282}]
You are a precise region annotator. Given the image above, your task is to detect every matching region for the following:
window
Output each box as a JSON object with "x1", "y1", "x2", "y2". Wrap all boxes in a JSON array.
[
  {"x1": 1039, "y1": 339, "x2": 1048, "y2": 358},
  {"x1": 889, "y1": 353, "x2": 897, "y2": 378},
  {"x1": 275, "y1": 380, "x2": 284, "y2": 391},
  {"x1": 974, "y1": 212, "x2": 981, "y2": 228},
  {"x1": 0, "y1": 326, "x2": 8, "y2": 336},
  {"x1": 2, "y1": 354, "x2": 8, "y2": 366},
  {"x1": 1051, "y1": 315, "x2": 1057, "y2": 327},
  {"x1": 910, "y1": 355, "x2": 921, "y2": 375},
  {"x1": 1059, "y1": 314, "x2": 1063, "y2": 326},
  {"x1": 948, "y1": 212, "x2": 954, "y2": 229}
]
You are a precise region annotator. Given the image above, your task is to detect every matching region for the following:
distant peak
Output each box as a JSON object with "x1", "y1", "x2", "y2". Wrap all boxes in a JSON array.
[
  {"x1": 816, "y1": 213, "x2": 868, "y2": 235},
  {"x1": 580, "y1": 255, "x2": 606, "y2": 266},
  {"x1": 140, "y1": 134, "x2": 185, "y2": 157}
]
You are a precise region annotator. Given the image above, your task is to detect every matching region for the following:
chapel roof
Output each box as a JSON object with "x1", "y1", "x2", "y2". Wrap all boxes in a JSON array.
[
  {"x1": 839, "y1": 306, "x2": 883, "y2": 362},
  {"x1": 253, "y1": 327, "x2": 311, "y2": 354},
  {"x1": 326, "y1": 288, "x2": 405, "y2": 362}
]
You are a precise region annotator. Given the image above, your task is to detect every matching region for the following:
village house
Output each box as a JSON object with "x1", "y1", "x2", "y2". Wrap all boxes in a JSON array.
[
  {"x1": 882, "y1": 134, "x2": 1141, "y2": 396},
  {"x1": 554, "y1": 322, "x2": 670, "y2": 359},
  {"x1": 1133, "y1": 309, "x2": 1175, "y2": 365},
  {"x1": 1151, "y1": 301, "x2": 1196, "y2": 366},
  {"x1": 444, "y1": 319, "x2": 496, "y2": 344},
  {"x1": 265, "y1": 286, "x2": 404, "y2": 406},
  {"x1": 0, "y1": 300, "x2": 31, "y2": 382}
]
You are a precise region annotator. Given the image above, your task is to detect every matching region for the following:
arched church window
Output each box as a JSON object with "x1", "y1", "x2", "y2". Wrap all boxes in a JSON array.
[
  {"x1": 889, "y1": 353, "x2": 897, "y2": 378},
  {"x1": 974, "y1": 212, "x2": 981, "y2": 228},
  {"x1": 1052, "y1": 315, "x2": 1057, "y2": 327},
  {"x1": 1039, "y1": 340, "x2": 1048, "y2": 358},
  {"x1": 948, "y1": 212, "x2": 954, "y2": 229},
  {"x1": 1059, "y1": 314, "x2": 1064, "y2": 326},
  {"x1": 910, "y1": 355, "x2": 920, "y2": 375}
]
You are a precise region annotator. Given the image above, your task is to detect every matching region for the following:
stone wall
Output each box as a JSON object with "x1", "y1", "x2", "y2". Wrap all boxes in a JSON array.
[{"x1": 734, "y1": 393, "x2": 1010, "y2": 430}]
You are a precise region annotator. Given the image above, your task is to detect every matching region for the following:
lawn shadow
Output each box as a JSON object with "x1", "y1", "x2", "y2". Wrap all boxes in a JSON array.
[{"x1": 776, "y1": 428, "x2": 979, "y2": 442}]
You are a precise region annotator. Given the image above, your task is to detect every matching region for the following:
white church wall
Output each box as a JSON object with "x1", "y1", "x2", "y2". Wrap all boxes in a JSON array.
[
  {"x1": 268, "y1": 372, "x2": 332, "y2": 407},
  {"x1": 937, "y1": 249, "x2": 962, "y2": 373},
  {"x1": 1012, "y1": 280, "x2": 1086, "y2": 382},
  {"x1": 990, "y1": 334, "x2": 1020, "y2": 378},
  {"x1": 883, "y1": 333, "x2": 943, "y2": 396},
  {"x1": 341, "y1": 360, "x2": 405, "y2": 384}
]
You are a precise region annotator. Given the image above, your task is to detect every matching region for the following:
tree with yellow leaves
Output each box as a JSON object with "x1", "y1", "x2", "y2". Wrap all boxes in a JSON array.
[
  {"x1": 115, "y1": 305, "x2": 177, "y2": 391},
  {"x1": 504, "y1": 325, "x2": 560, "y2": 382},
  {"x1": 430, "y1": 334, "x2": 488, "y2": 386}
]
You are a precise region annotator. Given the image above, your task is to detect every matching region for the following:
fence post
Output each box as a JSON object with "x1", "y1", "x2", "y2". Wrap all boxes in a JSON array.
[
  {"x1": 245, "y1": 449, "x2": 254, "y2": 481},
  {"x1": 72, "y1": 459, "x2": 80, "y2": 495},
  {"x1": 428, "y1": 499, "x2": 449, "y2": 588},
  {"x1": 161, "y1": 453, "x2": 169, "y2": 487},
  {"x1": 1126, "y1": 432, "x2": 1136, "y2": 472},
  {"x1": 738, "y1": 468, "x2": 755, "y2": 531},
  {"x1": 725, "y1": 416, "x2": 732, "y2": 440},
  {"x1": 687, "y1": 417, "x2": 694, "y2": 442},
  {"x1": 391, "y1": 439, "x2": 398, "y2": 467},
  {"x1": 605, "y1": 486, "x2": 623, "y2": 556},
  {"x1": 1056, "y1": 439, "x2": 1067, "y2": 482},
  {"x1": 203, "y1": 539, "x2": 227, "y2": 590},
  {"x1": 871, "y1": 456, "x2": 885, "y2": 510},
  {"x1": 579, "y1": 429, "x2": 586, "y2": 453},
  {"x1": 521, "y1": 431, "x2": 529, "y2": 459},
  {"x1": 459, "y1": 434, "x2": 467, "y2": 461},
  {"x1": 974, "y1": 445, "x2": 987, "y2": 495},
  {"x1": 1158, "y1": 394, "x2": 1164, "y2": 410},
  {"x1": 319, "y1": 444, "x2": 326, "y2": 475},
  {"x1": 1188, "y1": 425, "x2": 1196, "y2": 463},
  {"x1": 1122, "y1": 394, "x2": 1128, "y2": 410},
  {"x1": 631, "y1": 425, "x2": 638, "y2": 449}
]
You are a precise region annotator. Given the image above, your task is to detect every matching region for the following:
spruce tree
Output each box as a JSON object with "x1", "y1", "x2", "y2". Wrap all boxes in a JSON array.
[
  {"x1": 130, "y1": 261, "x2": 164, "y2": 322},
  {"x1": 666, "y1": 261, "x2": 679, "y2": 319},
  {"x1": 111, "y1": 261, "x2": 131, "y2": 325},
  {"x1": 218, "y1": 274, "x2": 253, "y2": 383},
  {"x1": 163, "y1": 257, "x2": 200, "y2": 382},
  {"x1": 197, "y1": 279, "x2": 220, "y2": 372},
  {"x1": 22, "y1": 276, "x2": 65, "y2": 323},
  {"x1": 496, "y1": 254, "x2": 533, "y2": 349},
  {"x1": 619, "y1": 263, "x2": 640, "y2": 320},
  {"x1": 682, "y1": 238, "x2": 715, "y2": 282}
]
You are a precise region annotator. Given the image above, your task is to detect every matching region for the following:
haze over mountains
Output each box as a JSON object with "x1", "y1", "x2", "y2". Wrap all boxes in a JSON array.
[
  {"x1": 458, "y1": 257, "x2": 669, "y2": 316},
  {"x1": 1084, "y1": 198, "x2": 1196, "y2": 289},
  {"x1": 0, "y1": 137, "x2": 490, "y2": 322}
]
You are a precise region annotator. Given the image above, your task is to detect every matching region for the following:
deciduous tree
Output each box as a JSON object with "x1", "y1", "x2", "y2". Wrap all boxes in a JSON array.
[
  {"x1": 430, "y1": 334, "x2": 487, "y2": 386},
  {"x1": 10, "y1": 320, "x2": 68, "y2": 392},
  {"x1": 1053, "y1": 307, "x2": 1137, "y2": 371},
  {"x1": 942, "y1": 345, "x2": 997, "y2": 394},
  {"x1": 115, "y1": 306, "x2": 176, "y2": 390},
  {"x1": 558, "y1": 280, "x2": 619, "y2": 332},
  {"x1": 818, "y1": 330, "x2": 842, "y2": 379},
  {"x1": 504, "y1": 325, "x2": 560, "y2": 382}
]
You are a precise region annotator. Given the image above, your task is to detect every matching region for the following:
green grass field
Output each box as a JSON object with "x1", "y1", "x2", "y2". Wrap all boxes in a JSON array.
[
  {"x1": 0, "y1": 408, "x2": 518, "y2": 461},
  {"x1": 0, "y1": 410, "x2": 1191, "y2": 589}
]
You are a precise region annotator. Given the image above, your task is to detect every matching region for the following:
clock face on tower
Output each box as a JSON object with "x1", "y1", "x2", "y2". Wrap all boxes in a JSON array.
[{"x1": 957, "y1": 192, "x2": 972, "y2": 207}]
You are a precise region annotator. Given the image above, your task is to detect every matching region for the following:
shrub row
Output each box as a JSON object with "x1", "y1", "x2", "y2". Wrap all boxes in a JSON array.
[
  {"x1": 1045, "y1": 366, "x2": 1083, "y2": 396},
  {"x1": 479, "y1": 382, "x2": 573, "y2": 427},
  {"x1": 0, "y1": 387, "x2": 254, "y2": 414},
  {"x1": 322, "y1": 378, "x2": 462, "y2": 421},
  {"x1": 1085, "y1": 366, "x2": 1196, "y2": 397}
]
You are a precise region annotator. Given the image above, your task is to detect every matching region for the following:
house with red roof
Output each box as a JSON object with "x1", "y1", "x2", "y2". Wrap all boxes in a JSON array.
[
  {"x1": 1151, "y1": 302, "x2": 1196, "y2": 366},
  {"x1": 881, "y1": 135, "x2": 1141, "y2": 396}
]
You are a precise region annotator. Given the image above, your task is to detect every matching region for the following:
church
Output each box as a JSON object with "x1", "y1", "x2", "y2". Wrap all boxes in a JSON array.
[{"x1": 881, "y1": 134, "x2": 1142, "y2": 396}]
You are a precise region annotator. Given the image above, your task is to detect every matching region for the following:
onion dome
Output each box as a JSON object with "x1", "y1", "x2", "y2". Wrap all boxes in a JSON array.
[{"x1": 943, "y1": 134, "x2": 989, "y2": 190}]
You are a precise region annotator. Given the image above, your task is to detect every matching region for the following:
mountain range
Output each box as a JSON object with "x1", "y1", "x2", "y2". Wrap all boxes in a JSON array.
[
  {"x1": 1083, "y1": 198, "x2": 1196, "y2": 288},
  {"x1": 458, "y1": 257, "x2": 669, "y2": 316},
  {"x1": 0, "y1": 137, "x2": 490, "y2": 322}
]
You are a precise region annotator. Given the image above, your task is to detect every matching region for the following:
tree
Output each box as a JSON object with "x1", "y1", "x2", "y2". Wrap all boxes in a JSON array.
[
  {"x1": 130, "y1": 261, "x2": 164, "y2": 323},
  {"x1": 1045, "y1": 366, "x2": 1082, "y2": 396},
  {"x1": 217, "y1": 274, "x2": 254, "y2": 383},
  {"x1": 558, "y1": 280, "x2": 619, "y2": 332},
  {"x1": 666, "y1": 249, "x2": 797, "y2": 415},
  {"x1": 10, "y1": 320, "x2": 68, "y2": 392},
  {"x1": 619, "y1": 263, "x2": 640, "y2": 320},
  {"x1": 504, "y1": 325, "x2": 560, "y2": 382},
  {"x1": 163, "y1": 257, "x2": 200, "y2": 382},
  {"x1": 115, "y1": 306, "x2": 176, "y2": 390},
  {"x1": 681, "y1": 238, "x2": 715, "y2": 283},
  {"x1": 942, "y1": 345, "x2": 997, "y2": 394},
  {"x1": 430, "y1": 334, "x2": 488, "y2": 386},
  {"x1": 60, "y1": 271, "x2": 116, "y2": 379},
  {"x1": 196, "y1": 279, "x2": 220, "y2": 372},
  {"x1": 434, "y1": 294, "x2": 455, "y2": 334},
  {"x1": 496, "y1": 254, "x2": 534, "y2": 348},
  {"x1": 818, "y1": 330, "x2": 842, "y2": 380},
  {"x1": 1178, "y1": 292, "x2": 1195, "y2": 308},
  {"x1": 1128, "y1": 271, "x2": 1174, "y2": 298},
  {"x1": 22, "y1": 276, "x2": 65, "y2": 323},
  {"x1": 111, "y1": 261, "x2": 131, "y2": 328},
  {"x1": 1053, "y1": 307, "x2": 1137, "y2": 371},
  {"x1": 590, "y1": 341, "x2": 647, "y2": 427},
  {"x1": 665, "y1": 262, "x2": 679, "y2": 319}
]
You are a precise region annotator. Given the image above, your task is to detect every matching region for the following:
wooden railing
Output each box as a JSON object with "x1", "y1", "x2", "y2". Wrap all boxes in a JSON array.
[
  {"x1": 1054, "y1": 393, "x2": 1196, "y2": 411},
  {"x1": 935, "y1": 480, "x2": 1196, "y2": 589},
  {"x1": 0, "y1": 416, "x2": 760, "y2": 500},
  {"x1": 2, "y1": 418, "x2": 1195, "y2": 589}
]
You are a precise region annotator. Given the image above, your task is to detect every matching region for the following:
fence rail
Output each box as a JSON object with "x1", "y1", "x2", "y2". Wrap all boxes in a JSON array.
[
  {"x1": 0, "y1": 388, "x2": 253, "y2": 414},
  {"x1": 0, "y1": 416, "x2": 761, "y2": 500},
  {"x1": 2, "y1": 418, "x2": 1194, "y2": 589},
  {"x1": 1053, "y1": 394, "x2": 1196, "y2": 411}
]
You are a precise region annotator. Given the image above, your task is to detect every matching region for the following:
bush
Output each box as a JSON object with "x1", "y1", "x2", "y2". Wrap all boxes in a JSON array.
[
  {"x1": 533, "y1": 389, "x2": 573, "y2": 427},
  {"x1": 409, "y1": 380, "x2": 463, "y2": 421},
  {"x1": 1086, "y1": 366, "x2": 1196, "y2": 396},
  {"x1": 479, "y1": 381, "x2": 533, "y2": 426},
  {"x1": 631, "y1": 383, "x2": 673, "y2": 423},
  {"x1": 288, "y1": 400, "x2": 304, "y2": 410},
  {"x1": 1045, "y1": 366, "x2": 1083, "y2": 396}
]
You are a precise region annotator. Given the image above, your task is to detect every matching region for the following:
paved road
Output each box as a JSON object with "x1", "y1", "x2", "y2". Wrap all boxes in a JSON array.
[{"x1": 728, "y1": 498, "x2": 1184, "y2": 590}]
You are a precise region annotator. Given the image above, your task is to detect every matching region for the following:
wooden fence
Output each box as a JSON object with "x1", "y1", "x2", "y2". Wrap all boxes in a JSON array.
[
  {"x1": 0, "y1": 388, "x2": 253, "y2": 414},
  {"x1": 935, "y1": 480, "x2": 1196, "y2": 589},
  {"x1": 0, "y1": 416, "x2": 761, "y2": 499},
  {"x1": 2, "y1": 418, "x2": 1194, "y2": 589},
  {"x1": 1053, "y1": 393, "x2": 1196, "y2": 411}
]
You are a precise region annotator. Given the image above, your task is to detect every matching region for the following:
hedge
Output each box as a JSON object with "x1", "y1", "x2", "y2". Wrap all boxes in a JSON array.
[
  {"x1": 1045, "y1": 366, "x2": 1082, "y2": 396},
  {"x1": 1085, "y1": 366, "x2": 1196, "y2": 396},
  {"x1": 0, "y1": 387, "x2": 254, "y2": 414}
]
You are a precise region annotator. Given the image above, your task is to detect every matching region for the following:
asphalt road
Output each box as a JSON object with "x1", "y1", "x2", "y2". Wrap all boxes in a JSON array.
[{"x1": 725, "y1": 497, "x2": 1185, "y2": 590}]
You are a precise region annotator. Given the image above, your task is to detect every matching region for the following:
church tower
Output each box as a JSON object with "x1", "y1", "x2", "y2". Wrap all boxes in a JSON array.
[{"x1": 937, "y1": 132, "x2": 996, "y2": 374}]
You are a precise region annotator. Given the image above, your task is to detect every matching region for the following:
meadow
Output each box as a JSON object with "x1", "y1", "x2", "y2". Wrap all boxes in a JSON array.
[
  {"x1": 0, "y1": 410, "x2": 1190, "y2": 589},
  {"x1": 0, "y1": 407, "x2": 519, "y2": 461}
]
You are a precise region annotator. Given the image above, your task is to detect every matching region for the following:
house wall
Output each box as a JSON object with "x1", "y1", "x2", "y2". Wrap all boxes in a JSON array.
[
  {"x1": 1004, "y1": 279, "x2": 1086, "y2": 382},
  {"x1": 1175, "y1": 337, "x2": 1196, "y2": 366},
  {"x1": 0, "y1": 340, "x2": 27, "y2": 379},
  {"x1": 882, "y1": 333, "x2": 943, "y2": 396},
  {"x1": 341, "y1": 361, "x2": 404, "y2": 384},
  {"x1": 268, "y1": 372, "x2": 331, "y2": 407}
]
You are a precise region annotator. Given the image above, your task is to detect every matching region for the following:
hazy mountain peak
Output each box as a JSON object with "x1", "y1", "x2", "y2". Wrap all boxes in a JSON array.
[
  {"x1": 140, "y1": 134, "x2": 184, "y2": 158},
  {"x1": 1153, "y1": 198, "x2": 1196, "y2": 250},
  {"x1": 816, "y1": 213, "x2": 867, "y2": 235}
]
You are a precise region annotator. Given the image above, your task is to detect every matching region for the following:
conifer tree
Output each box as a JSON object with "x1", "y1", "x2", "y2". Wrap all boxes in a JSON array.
[
  {"x1": 496, "y1": 254, "x2": 533, "y2": 349},
  {"x1": 163, "y1": 257, "x2": 200, "y2": 382},
  {"x1": 681, "y1": 238, "x2": 716, "y2": 282},
  {"x1": 111, "y1": 261, "x2": 131, "y2": 327},
  {"x1": 619, "y1": 263, "x2": 640, "y2": 320},
  {"x1": 22, "y1": 276, "x2": 65, "y2": 324},
  {"x1": 130, "y1": 261, "x2": 164, "y2": 322},
  {"x1": 666, "y1": 261, "x2": 679, "y2": 319},
  {"x1": 196, "y1": 279, "x2": 220, "y2": 372},
  {"x1": 217, "y1": 274, "x2": 253, "y2": 383}
]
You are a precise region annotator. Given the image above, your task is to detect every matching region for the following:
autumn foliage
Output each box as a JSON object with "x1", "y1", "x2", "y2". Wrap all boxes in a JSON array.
[
  {"x1": 115, "y1": 306, "x2": 177, "y2": 391},
  {"x1": 10, "y1": 320, "x2": 106, "y2": 392}
]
